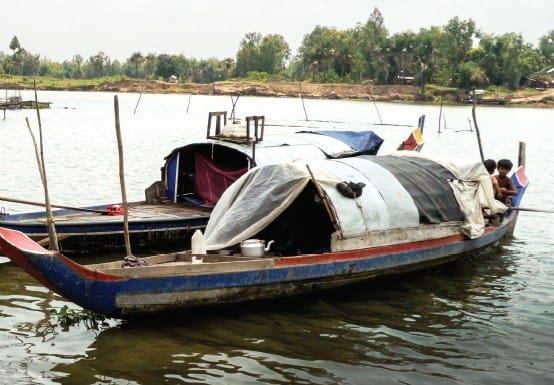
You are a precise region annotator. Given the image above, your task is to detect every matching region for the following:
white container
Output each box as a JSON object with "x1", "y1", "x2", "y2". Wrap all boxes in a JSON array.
[{"x1": 191, "y1": 229, "x2": 206, "y2": 254}]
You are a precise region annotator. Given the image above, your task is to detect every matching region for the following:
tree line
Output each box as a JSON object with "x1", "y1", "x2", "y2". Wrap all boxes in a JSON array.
[{"x1": 1, "y1": 8, "x2": 553, "y2": 91}]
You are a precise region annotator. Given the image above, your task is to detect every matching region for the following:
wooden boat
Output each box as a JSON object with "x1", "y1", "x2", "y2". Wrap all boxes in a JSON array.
[
  {"x1": 0, "y1": 96, "x2": 51, "y2": 109},
  {"x1": 0, "y1": 111, "x2": 422, "y2": 255},
  {"x1": 0, "y1": 149, "x2": 528, "y2": 317}
]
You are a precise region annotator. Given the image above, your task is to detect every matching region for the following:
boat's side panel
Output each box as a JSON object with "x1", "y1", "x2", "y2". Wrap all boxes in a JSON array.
[
  {"x1": 0, "y1": 219, "x2": 510, "y2": 317},
  {"x1": 114, "y1": 224, "x2": 506, "y2": 314},
  {"x1": 0, "y1": 214, "x2": 209, "y2": 254}
]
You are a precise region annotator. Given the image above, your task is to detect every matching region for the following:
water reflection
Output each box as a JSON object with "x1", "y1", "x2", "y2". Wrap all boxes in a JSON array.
[
  {"x1": 46, "y1": 241, "x2": 526, "y2": 384},
  {"x1": 1, "y1": 92, "x2": 553, "y2": 384}
]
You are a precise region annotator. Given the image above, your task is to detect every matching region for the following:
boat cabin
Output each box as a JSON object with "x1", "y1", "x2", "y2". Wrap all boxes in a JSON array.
[{"x1": 145, "y1": 111, "x2": 384, "y2": 207}]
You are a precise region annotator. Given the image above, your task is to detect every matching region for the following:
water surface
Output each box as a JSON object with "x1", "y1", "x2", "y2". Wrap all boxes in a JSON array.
[{"x1": 1, "y1": 91, "x2": 553, "y2": 384}]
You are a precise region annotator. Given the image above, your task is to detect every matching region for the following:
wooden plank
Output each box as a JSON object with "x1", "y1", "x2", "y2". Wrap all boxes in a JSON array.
[
  {"x1": 98, "y1": 258, "x2": 275, "y2": 277},
  {"x1": 331, "y1": 221, "x2": 462, "y2": 251}
]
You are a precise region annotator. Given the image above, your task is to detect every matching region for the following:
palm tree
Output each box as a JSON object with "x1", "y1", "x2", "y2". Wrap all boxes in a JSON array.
[
  {"x1": 129, "y1": 52, "x2": 144, "y2": 78},
  {"x1": 144, "y1": 53, "x2": 157, "y2": 79}
]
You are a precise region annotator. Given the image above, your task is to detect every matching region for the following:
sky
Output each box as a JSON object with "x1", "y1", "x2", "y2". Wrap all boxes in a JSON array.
[{"x1": 2, "y1": 0, "x2": 553, "y2": 63}]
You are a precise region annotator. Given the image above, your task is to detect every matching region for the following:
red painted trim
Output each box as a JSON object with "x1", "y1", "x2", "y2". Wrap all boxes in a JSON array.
[
  {"x1": 0, "y1": 227, "x2": 125, "y2": 282},
  {"x1": 274, "y1": 227, "x2": 495, "y2": 266}
]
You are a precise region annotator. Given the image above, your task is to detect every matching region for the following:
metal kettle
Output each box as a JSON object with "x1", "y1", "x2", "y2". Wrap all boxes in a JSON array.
[{"x1": 240, "y1": 239, "x2": 274, "y2": 257}]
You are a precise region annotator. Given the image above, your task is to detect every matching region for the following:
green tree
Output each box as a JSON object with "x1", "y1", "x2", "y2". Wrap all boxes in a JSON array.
[
  {"x1": 155, "y1": 54, "x2": 177, "y2": 79},
  {"x1": 355, "y1": 7, "x2": 389, "y2": 82},
  {"x1": 88, "y1": 51, "x2": 108, "y2": 78},
  {"x1": 128, "y1": 52, "x2": 144, "y2": 77},
  {"x1": 222, "y1": 57, "x2": 235, "y2": 79},
  {"x1": 454, "y1": 61, "x2": 489, "y2": 88},
  {"x1": 144, "y1": 53, "x2": 157, "y2": 79},
  {"x1": 72, "y1": 55, "x2": 84, "y2": 79},
  {"x1": 298, "y1": 26, "x2": 345, "y2": 81},
  {"x1": 258, "y1": 34, "x2": 290, "y2": 74},
  {"x1": 40, "y1": 60, "x2": 64, "y2": 77},
  {"x1": 19, "y1": 49, "x2": 40, "y2": 75},
  {"x1": 389, "y1": 31, "x2": 416, "y2": 83},
  {"x1": 538, "y1": 30, "x2": 554, "y2": 66},
  {"x1": 412, "y1": 27, "x2": 442, "y2": 94},
  {"x1": 9, "y1": 36, "x2": 21, "y2": 55},
  {"x1": 440, "y1": 17, "x2": 476, "y2": 82},
  {"x1": 236, "y1": 32, "x2": 262, "y2": 77}
]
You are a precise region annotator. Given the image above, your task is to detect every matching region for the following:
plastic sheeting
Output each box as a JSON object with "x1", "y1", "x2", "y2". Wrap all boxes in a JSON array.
[
  {"x1": 194, "y1": 153, "x2": 248, "y2": 205},
  {"x1": 204, "y1": 153, "x2": 503, "y2": 250},
  {"x1": 307, "y1": 130, "x2": 383, "y2": 156},
  {"x1": 392, "y1": 151, "x2": 507, "y2": 238},
  {"x1": 368, "y1": 155, "x2": 464, "y2": 223},
  {"x1": 205, "y1": 163, "x2": 312, "y2": 249}
]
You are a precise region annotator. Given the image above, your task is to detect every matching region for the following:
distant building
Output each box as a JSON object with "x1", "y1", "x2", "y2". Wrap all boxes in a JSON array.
[
  {"x1": 168, "y1": 75, "x2": 178, "y2": 83},
  {"x1": 524, "y1": 67, "x2": 554, "y2": 89},
  {"x1": 396, "y1": 75, "x2": 415, "y2": 85}
]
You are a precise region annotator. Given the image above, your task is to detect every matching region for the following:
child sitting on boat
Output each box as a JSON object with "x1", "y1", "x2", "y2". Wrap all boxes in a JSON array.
[
  {"x1": 484, "y1": 159, "x2": 500, "y2": 198},
  {"x1": 495, "y1": 159, "x2": 517, "y2": 205}
]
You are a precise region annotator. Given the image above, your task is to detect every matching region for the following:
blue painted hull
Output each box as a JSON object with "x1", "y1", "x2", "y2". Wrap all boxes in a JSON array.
[
  {"x1": 0, "y1": 216, "x2": 513, "y2": 317},
  {"x1": 0, "y1": 204, "x2": 210, "y2": 255}
]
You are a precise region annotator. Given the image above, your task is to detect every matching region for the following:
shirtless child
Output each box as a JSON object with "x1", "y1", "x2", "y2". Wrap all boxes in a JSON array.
[
  {"x1": 496, "y1": 159, "x2": 517, "y2": 204},
  {"x1": 484, "y1": 159, "x2": 500, "y2": 198}
]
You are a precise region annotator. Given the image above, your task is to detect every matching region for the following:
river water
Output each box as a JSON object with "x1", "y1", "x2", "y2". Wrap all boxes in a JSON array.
[{"x1": 0, "y1": 91, "x2": 553, "y2": 384}]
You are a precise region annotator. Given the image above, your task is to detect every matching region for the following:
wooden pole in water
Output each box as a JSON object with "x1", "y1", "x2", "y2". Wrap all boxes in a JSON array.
[
  {"x1": 518, "y1": 142, "x2": 526, "y2": 168},
  {"x1": 299, "y1": 82, "x2": 309, "y2": 121},
  {"x1": 437, "y1": 97, "x2": 443, "y2": 133},
  {"x1": 471, "y1": 88, "x2": 485, "y2": 163},
  {"x1": 3, "y1": 83, "x2": 6, "y2": 119},
  {"x1": 26, "y1": 81, "x2": 59, "y2": 250},
  {"x1": 133, "y1": 92, "x2": 142, "y2": 114},
  {"x1": 114, "y1": 95, "x2": 132, "y2": 257},
  {"x1": 186, "y1": 94, "x2": 192, "y2": 113}
]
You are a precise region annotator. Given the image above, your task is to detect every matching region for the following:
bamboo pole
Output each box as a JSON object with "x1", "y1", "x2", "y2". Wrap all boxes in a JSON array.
[
  {"x1": 437, "y1": 97, "x2": 443, "y2": 133},
  {"x1": 510, "y1": 207, "x2": 554, "y2": 214},
  {"x1": 471, "y1": 89, "x2": 485, "y2": 163},
  {"x1": 114, "y1": 95, "x2": 132, "y2": 257},
  {"x1": 3, "y1": 84, "x2": 6, "y2": 119},
  {"x1": 133, "y1": 92, "x2": 142, "y2": 114},
  {"x1": 25, "y1": 82, "x2": 58, "y2": 250},
  {"x1": 0, "y1": 195, "x2": 108, "y2": 213},
  {"x1": 306, "y1": 164, "x2": 342, "y2": 238},
  {"x1": 518, "y1": 142, "x2": 526, "y2": 168},
  {"x1": 230, "y1": 93, "x2": 240, "y2": 121},
  {"x1": 186, "y1": 94, "x2": 192, "y2": 113},
  {"x1": 299, "y1": 82, "x2": 308, "y2": 121}
]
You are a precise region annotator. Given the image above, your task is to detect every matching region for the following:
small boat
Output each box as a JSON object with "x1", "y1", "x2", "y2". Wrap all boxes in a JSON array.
[
  {"x1": 0, "y1": 111, "x2": 422, "y2": 255},
  {"x1": 0, "y1": 149, "x2": 528, "y2": 317}
]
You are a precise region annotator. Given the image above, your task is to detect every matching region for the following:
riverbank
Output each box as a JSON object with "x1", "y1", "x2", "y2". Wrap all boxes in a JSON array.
[{"x1": 2, "y1": 78, "x2": 554, "y2": 106}]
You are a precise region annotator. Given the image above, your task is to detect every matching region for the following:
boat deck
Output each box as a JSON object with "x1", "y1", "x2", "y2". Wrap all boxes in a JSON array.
[
  {"x1": 89, "y1": 251, "x2": 275, "y2": 277},
  {"x1": 3, "y1": 203, "x2": 211, "y2": 224}
]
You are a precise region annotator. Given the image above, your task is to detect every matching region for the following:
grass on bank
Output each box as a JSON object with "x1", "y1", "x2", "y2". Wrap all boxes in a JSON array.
[{"x1": 1, "y1": 75, "x2": 550, "y2": 105}]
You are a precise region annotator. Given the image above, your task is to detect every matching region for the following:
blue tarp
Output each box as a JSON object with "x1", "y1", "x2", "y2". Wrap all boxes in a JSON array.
[
  {"x1": 311, "y1": 130, "x2": 384, "y2": 156},
  {"x1": 166, "y1": 152, "x2": 179, "y2": 203}
]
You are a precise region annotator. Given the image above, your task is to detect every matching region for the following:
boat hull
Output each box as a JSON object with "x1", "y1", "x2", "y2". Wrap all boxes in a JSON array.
[
  {"x1": 0, "y1": 204, "x2": 210, "y2": 255},
  {"x1": 0, "y1": 215, "x2": 513, "y2": 317}
]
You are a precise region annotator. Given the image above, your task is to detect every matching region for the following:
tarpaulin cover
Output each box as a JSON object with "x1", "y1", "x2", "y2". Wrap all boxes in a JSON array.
[
  {"x1": 367, "y1": 155, "x2": 464, "y2": 223},
  {"x1": 194, "y1": 153, "x2": 248, "y2": 205},
  {"x1": 166, "y1": 152, "x2": 179, "y2": 203},
  {"x1": 204, "y1": 153, "x2": 505, "y2": 250},
  {"x1": 312, "y1": 130, "x2": 384, "y2": 155}
]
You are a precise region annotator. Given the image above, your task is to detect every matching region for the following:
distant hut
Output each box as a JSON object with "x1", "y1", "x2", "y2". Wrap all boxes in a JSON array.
[{"x1": 168, "y1": 75, "x2": 178, "y2": 83}]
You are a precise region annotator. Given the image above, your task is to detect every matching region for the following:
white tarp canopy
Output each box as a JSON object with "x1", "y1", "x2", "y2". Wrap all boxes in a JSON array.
[{"x1": 204, "y1": 153, "x2": 506, "y2": 250}]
